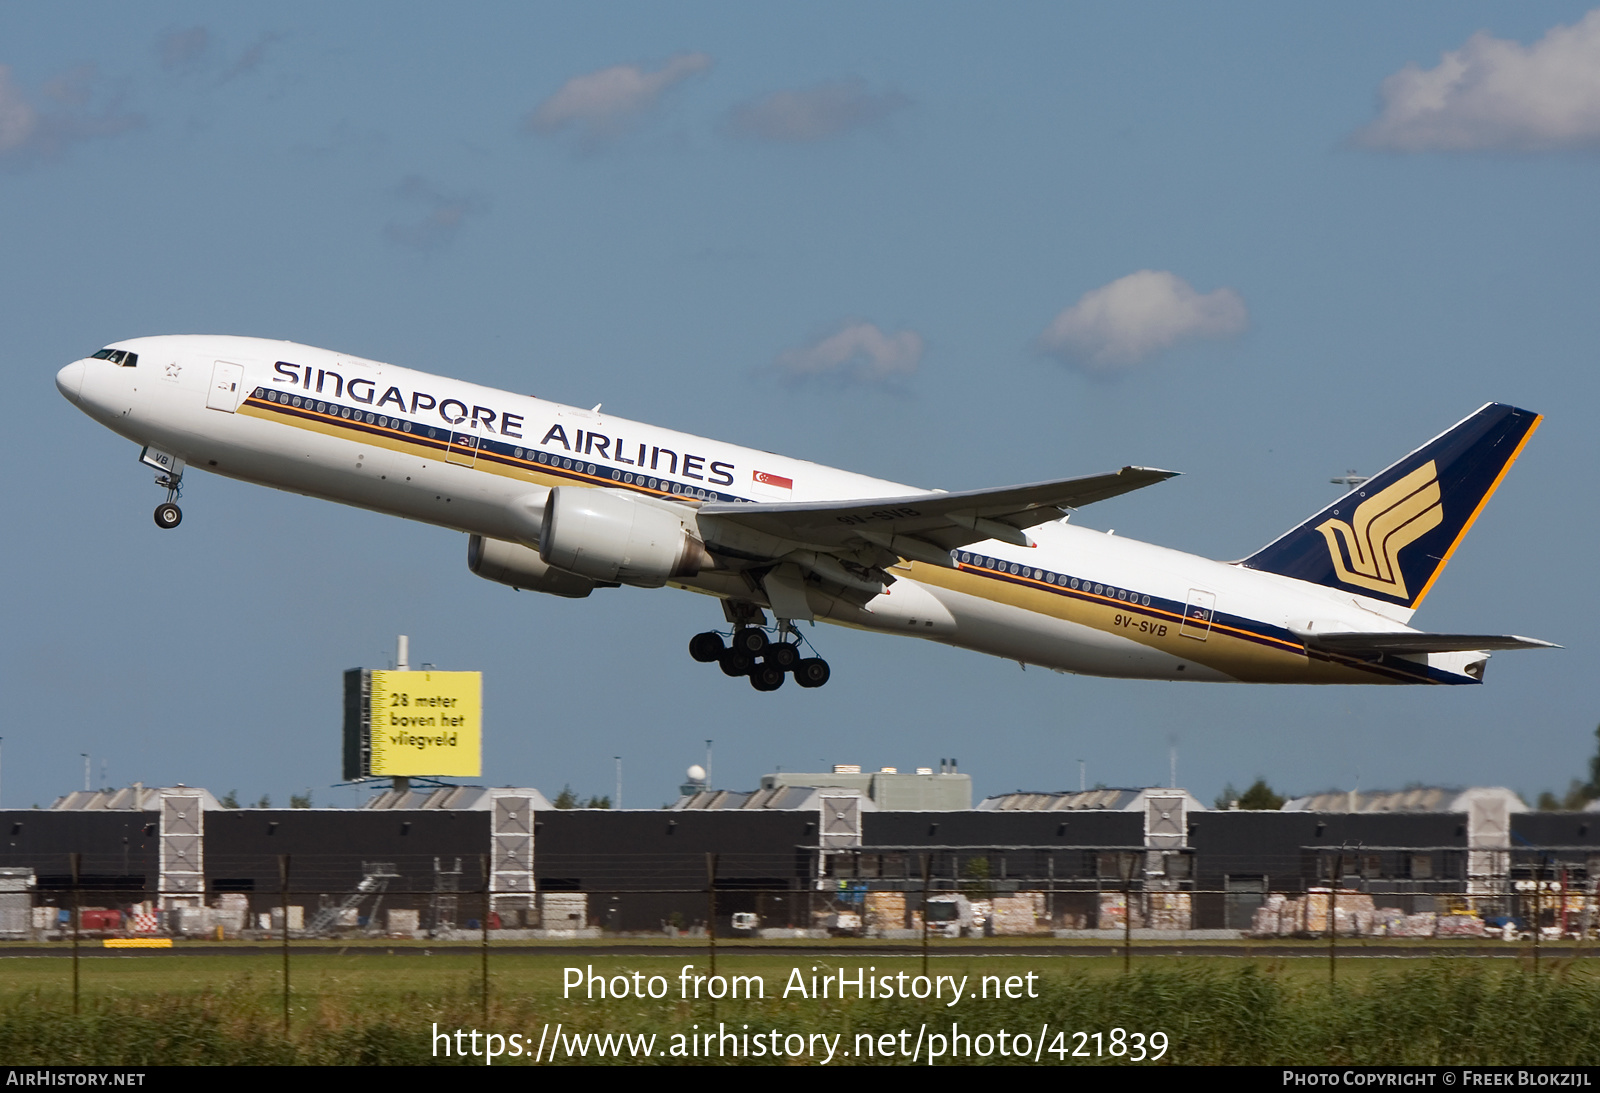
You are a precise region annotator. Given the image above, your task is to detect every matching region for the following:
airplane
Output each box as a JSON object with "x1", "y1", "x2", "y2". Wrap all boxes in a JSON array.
[{"x1": 56, "y1": 335, "x2": 1555, "y2": 690}]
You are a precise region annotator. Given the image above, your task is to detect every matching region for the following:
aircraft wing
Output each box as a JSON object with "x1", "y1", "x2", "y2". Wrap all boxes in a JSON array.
[
  {"x1": 1298, "y1": 632, "x2": 1559, "y2": 655},
  {"x1": 697, "y1": 464, "x2": 1177, "y2": 576},
  {"x1": 698, "y1": 466, "x2": 1178, "y2": 559}
]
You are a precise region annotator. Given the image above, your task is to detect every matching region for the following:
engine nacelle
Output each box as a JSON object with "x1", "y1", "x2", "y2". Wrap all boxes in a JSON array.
[
  {"x1": 539, "y1": 487, "x2": 711, "y2": 587},
  {"x1": 467, "y1": 535, "x2": 596, "y2": 598},
  {"x1": 503, "y1": 488, "x2": 549, "y2": 548}
]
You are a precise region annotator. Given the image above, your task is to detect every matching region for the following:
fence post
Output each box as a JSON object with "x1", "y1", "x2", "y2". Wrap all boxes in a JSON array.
[
  {"x1": 279, "y1": 853, "x2": 290, "y2": 1035},
  {"x1": 1046, "y1": 853, "x2": 1055, "y2": 930},
  {"x1": 1328, "y1": 850, "x2": 1343, "y2": 984},
  {"x1": 705, "y1": 853, "x2": 719, "y2": 1024},
  {"x1": 1532, "y1": 858, "x2": 1542, "y2": 973},
  {"x1": 70, "y1": 851, "x2": 81, "y2": 1016},
  {"x1": 705, "y1": 853, "x2": 718, "y2": 978},
  {"x1": 921, "y1": 852, "x2": 932, "y2": 979},
  {"x1": 481, "y1": 852, "x2": 491, "y2": 1019},
  {"x1": 1123, "y1": 852, "x2": 1134, "y2": 975}
]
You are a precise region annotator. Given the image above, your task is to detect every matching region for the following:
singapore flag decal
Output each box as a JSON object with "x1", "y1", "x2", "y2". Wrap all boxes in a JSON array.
[{"x1": 752, "y1": 469, "x2": 793, "y2": 495}]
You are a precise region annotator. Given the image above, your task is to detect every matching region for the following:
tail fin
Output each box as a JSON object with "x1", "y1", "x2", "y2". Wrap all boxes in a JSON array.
[{"x1": 1239, "y1": 403, "x2": 1540, "y2": 614}]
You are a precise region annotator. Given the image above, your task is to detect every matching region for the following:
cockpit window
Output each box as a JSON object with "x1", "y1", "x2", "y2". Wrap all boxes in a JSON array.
[{"x1": 90, "y1": 348, "x2": 137, "y2": 367}]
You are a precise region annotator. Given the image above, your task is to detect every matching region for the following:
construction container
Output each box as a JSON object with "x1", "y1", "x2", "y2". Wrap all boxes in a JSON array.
[{"x1": 539, "y1": 892, "x2": 586, "y2": 931}]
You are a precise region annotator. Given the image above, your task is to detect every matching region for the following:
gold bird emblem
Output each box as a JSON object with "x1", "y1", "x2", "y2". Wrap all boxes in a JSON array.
[{"x1": 1316, "y1": 461, "x2": 1442, "y2": 600}]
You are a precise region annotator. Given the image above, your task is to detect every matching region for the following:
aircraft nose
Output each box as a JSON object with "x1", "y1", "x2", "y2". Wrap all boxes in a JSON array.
[{"x1": 56, "y1": 360, "x2": 86, "y2": 404}]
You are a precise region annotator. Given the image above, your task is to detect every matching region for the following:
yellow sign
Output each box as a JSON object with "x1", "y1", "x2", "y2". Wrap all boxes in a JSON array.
[{"x1": 367, "y1": 670, "x2": 482, "y2": 777}]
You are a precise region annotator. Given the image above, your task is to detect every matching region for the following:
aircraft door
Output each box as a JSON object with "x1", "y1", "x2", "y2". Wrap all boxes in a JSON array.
[
  {"x1": 1179, "y1": 589, "x2": 1216, "y2": 640},
  {"x1": 206, "y1": 361, "x2": 246, "y2": 412},
  {"x1": 446, "y1": 426, "x2": 481, "y2": 467}
]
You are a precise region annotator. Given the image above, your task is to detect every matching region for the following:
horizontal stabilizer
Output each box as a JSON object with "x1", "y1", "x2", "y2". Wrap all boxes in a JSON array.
[{"x1": 1295, "y1": 631, "x2": 1559, "y2": 655}]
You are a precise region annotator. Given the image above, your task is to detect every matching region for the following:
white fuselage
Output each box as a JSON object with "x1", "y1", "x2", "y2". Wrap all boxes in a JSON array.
[{"x1": 56, "y1": 335, "x2": 1477, "y2": 685}]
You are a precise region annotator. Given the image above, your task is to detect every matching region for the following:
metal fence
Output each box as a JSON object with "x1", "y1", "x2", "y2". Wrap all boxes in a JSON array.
[{"x1": 6, "y1": 843, "x2": 1599, "y2": 942}]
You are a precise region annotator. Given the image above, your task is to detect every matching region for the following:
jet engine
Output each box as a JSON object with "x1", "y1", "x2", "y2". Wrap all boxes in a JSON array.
[
  {"x1": 467, "y1": 534, "x2": 597, "y2": 598},
  {"x1": 539, "y1": 487, "x2": 712, "y2": 587}
]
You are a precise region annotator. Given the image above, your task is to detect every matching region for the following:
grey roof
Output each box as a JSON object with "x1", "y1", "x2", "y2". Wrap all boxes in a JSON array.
[
  {"x1": 50, "y1": 785, "x2": 223, "y2": 811},
  {"x1": 1281, "y1": 786, "x2": 1525, "y2": 813},
  {"x1": 359, "y1": 785, "x2": 553, "y2": 810},
  {"x1": 758, "y1": 770, "x2": 971, "y2": 811},
  {"x1": 978, "y1": 787, "x2": 1204, "y2": 812},
  {"x1": 671, "y1": 786, "x2": 876, "y2": 811}
]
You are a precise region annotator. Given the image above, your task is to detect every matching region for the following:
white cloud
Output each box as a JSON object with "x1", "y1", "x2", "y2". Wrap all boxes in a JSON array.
[
  {"x1": 526, "y1": 53, "x2": 711, "y2": 146},
  {"x1": 42, "y1": 65, "x2": 95, "y2": 107},
  {"x1": 158, "y1": 27, "x2": 210, "y2": 71},
  {"x1": 727, "y1": 78, "x2": 909, "y2": 142},
  {"x1": 384, "y1": 176, "x2": 487, "y2": 252},
  {"x1": 153, "y1": 26, "x2": 279, "y2": 86},
  {"x1": 1359, "y1": 9, "x2": 1600, "y2": 151},
  {"x1": 0, "y1": 67, "x2": 39, "y2": 153},
  {"x1": 0, "y1": 64, "x2": 140, "y2": 164},
  {"x1": 775, "y1": 320, "x2": 924, "y2": 384},
  {"x1": 1037, "y1": 271, "x2": 1247, "y2": 371},
  {"x1": 218, "y1": 33, "x2": 282, "y2": 85}
]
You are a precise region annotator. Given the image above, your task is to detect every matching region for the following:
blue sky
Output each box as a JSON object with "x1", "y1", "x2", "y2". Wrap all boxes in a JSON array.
[{"x1": 4, "y1": 3, "x2": 1598, "y2": 809}]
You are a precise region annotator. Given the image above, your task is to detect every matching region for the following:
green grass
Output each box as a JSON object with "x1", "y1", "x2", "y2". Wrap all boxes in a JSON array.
[{"x1": 3, "y1": 949, "x2": 1599, "y2": 1065}]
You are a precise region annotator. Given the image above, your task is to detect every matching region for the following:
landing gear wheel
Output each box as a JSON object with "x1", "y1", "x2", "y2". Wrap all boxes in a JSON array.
[
  {"x1": 731, "y1": 628, "x2": 769, "y2": 656},
  {"x1": 689, "y1": 631, "x2": 726, "y2": 663},
  {"x1": 766, "y1": 642, "x2": 802, "y2": 671},
  {"x1": 794, "y1": 658, "x2": 831, "y2": 688},
  {"x1": 154, "y1": 502, "x2": 183, "y2": 529},
  {"x1": 718, "y1": 648, "x2": 755, "y2": 677},
  {"x1": 750, "y1": 663, "x2": 786, "y2": 691}
]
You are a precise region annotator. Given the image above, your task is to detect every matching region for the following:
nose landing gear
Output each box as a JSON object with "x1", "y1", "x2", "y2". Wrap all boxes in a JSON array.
[
  {"x1": 687, "y1": 623, "x2": 831, "y2": 691},
  {"x1": 153, "y1": 471, "x2": 183, "y2": 529},
  {"x1": 139, "y1": 448, "x2": 187, "y2": 530}
]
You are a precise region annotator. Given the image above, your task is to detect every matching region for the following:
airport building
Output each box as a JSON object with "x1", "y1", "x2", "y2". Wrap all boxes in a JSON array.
[{"x1": 2, "y1": 770, "x2": 1598, "y2": 940}]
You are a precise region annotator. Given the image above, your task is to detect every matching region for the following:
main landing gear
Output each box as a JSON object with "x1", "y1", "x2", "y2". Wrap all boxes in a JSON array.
[
  {"x1": 153, "y1": 469, "x2": 184, "y2": 529},
  {"x1": 689, "y1": 626, "x2": 831, "y2": 691}
]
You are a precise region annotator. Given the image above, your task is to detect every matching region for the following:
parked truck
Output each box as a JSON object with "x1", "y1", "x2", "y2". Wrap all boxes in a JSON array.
[{"x1": 922, "y1": 894, "x2": 975, "y2": 937}]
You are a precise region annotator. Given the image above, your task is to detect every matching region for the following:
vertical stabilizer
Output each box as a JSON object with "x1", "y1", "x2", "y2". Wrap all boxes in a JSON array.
[{"x1": 1239, "y1": 403, "x2": 1539, "y2": 613}]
